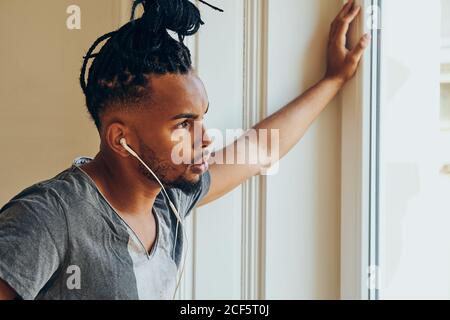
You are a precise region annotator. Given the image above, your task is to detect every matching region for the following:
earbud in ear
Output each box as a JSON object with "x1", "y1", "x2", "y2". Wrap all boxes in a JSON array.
[{"x1": 120, "y1": 138, "x2": 139, "y2": 158}]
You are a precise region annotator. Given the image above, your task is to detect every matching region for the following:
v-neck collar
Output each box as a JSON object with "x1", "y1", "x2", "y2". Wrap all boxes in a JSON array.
[{"x1": 71, "y1": 157, "x2": 160, "y2": 259}]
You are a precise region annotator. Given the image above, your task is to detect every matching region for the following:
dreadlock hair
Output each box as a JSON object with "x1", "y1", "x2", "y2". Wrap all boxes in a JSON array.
[{"x1": 80, "y1": 0, "x2": 223, "y2": 130}]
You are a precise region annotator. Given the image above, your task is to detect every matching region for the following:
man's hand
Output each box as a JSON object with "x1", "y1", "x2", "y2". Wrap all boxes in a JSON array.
[{"x1": 325, "y1": 0, "x2": 371, "y2": 84}]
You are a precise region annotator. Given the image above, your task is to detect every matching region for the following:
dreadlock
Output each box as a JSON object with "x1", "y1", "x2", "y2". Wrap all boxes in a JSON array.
[{"x1": 80, "y1": 0, "x2": 223, "y2": 130}]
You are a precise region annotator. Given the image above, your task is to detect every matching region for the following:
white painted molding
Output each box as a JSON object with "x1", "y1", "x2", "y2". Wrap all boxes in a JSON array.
[{"x1": 241, "y1": 0, "x2": 269, "y2": 300}]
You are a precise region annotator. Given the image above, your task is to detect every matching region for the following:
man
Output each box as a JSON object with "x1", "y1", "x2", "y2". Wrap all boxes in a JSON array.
[{"x1": 0, "y1": 0, "x2": 368, "y2": 299}]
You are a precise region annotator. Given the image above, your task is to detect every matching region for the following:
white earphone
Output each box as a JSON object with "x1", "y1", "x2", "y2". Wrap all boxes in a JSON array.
[{"x1": 119, "y1": 138, "x2": 188, "y2": 300}]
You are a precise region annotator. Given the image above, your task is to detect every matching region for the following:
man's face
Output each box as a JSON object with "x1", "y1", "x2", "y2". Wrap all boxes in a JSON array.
[{"x1": 116, "y1": 71, "x2": 212, "y2": 193}]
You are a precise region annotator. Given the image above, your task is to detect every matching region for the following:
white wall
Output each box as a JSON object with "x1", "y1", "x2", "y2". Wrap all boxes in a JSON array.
[
  {"x1": 442, "y1": 0, "x2": 450, "y2": 38},
  {"x1": 264, "y1": 0, "x2": 341, "y2": 299}
]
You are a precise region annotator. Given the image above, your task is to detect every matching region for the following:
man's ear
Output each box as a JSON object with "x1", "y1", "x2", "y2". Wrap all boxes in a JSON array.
[{"x1": 105, "y1": 122, "x2": 131, "y2": 158}]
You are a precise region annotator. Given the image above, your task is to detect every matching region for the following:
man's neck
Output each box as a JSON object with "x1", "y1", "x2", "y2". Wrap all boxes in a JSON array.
[{"x1": 80, "y1": 152, "x2": 162, "y2": 217}]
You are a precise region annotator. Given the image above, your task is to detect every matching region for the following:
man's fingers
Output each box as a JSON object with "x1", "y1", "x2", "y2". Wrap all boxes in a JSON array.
[
  {"x1": 349, "y1": 33, "x2": 370, "y2": 64},
  {"x1": 335, "y1": 5, "x2": 361, "y2": 48},
  {"x1": 345, "y1": 4, "x2": 362, "y2": 23},
  {"x1": 338, "y1": 0, "x2": 355, "y2": 19},
  {"x1": 330, "y1": 1, "x2": 353, "y2": 39},
  {"x1": 330, "y1": 0, "x2": 355, "y2": 39}
]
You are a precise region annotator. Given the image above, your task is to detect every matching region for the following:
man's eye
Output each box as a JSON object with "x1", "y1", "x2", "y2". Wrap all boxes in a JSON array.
[{"x1": 177, "y1": 120, "x2": 191, "y2": 129}]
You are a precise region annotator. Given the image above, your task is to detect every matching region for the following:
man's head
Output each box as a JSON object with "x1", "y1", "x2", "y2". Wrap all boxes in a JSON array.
[{"x1": 79, "y1": 0, "x2": 215, "y2": 192}]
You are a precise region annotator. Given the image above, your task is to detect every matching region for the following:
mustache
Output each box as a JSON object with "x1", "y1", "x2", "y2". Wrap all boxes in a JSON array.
[{"x1": 192, "y1": 149, "x2": 212, "y2": 164}]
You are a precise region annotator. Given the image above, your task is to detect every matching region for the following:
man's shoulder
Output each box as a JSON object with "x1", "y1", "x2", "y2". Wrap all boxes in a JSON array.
[{"x1": 0, "y1": 161, "x2": 91, "y2": 217}]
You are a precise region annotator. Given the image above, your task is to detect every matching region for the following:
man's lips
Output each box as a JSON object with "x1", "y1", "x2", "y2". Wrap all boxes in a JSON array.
[
  {"x1": 190, "y1": 159, "x2": 209, "y2": 174},
  {"x1": 190, "y1": 152, "x2": 211, "y2": 174}
]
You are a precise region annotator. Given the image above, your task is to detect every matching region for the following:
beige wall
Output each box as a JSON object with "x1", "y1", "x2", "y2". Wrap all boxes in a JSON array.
[{"x1": 0, "y1": 0, "x2": 124, "y2": 204}]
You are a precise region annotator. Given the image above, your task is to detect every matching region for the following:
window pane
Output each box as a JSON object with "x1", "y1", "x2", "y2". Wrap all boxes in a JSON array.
[{"x1": 377, "y1": 0, "x2": 450, "y2": 299}]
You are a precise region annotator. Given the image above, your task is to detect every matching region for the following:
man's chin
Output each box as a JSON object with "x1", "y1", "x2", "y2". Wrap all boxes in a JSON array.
[{"x1": 167, "y1": 174, "x2": 203, "y2": 194}]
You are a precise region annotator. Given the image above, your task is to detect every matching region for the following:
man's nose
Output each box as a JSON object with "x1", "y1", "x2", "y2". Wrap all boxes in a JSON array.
[{"x1": 201, "y1": 125, "x2": 213, "y2": 149}]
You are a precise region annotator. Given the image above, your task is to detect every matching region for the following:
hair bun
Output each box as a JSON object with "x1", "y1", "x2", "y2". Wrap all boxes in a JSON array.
[{"x1": 131, "y1": 0, "x2": 204, "y2": 39}]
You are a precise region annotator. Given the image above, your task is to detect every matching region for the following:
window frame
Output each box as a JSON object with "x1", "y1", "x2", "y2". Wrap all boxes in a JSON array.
[{"x1": 340, "y1": 0, "x2": 381, "y2": 300}]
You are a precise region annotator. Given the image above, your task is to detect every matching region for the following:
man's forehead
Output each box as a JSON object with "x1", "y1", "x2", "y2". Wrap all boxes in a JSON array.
[
  {"x1": 139, "y1": 73, "x2": 208, "y2": 120},
  {"x1": 147, "y1": 72, "x2": 208, "y2": 116}
]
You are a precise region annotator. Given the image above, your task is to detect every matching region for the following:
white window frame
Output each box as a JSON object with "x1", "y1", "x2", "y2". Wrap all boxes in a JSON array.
[{"x1": 340, "y1": 0, "x2": 381, "y2": 300}]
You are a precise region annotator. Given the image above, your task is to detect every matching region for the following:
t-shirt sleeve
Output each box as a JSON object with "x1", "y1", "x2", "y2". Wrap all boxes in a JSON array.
[
  {"x1": 0, "y1": 192, "x2": 67, "y2": 300},
  {"x1": 176, "y1": 170, "x2": 212, "y2": 219}
]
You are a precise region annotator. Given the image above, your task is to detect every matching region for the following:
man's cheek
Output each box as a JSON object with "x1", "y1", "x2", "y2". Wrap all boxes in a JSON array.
[{"x1": 170, "y1": 131, "x2": 193, "y2": 165}]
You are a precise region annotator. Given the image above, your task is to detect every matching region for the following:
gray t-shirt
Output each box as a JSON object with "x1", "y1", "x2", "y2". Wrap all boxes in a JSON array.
[{"x1": 0, "y1": 157, "x2": 211, "y2": 300}]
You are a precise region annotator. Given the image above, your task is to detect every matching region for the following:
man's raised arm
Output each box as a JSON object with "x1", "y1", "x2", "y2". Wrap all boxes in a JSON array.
[{"x1": 198, "y1": 0, "x2": 369, "y2": 207}]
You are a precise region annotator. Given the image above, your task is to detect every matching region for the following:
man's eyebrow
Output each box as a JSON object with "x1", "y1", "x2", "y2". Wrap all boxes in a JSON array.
[{"x1": 170, "y1": 102, "x2": 210, "y2": 120}]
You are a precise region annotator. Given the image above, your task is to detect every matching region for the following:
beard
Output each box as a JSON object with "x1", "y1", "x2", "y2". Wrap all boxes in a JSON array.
[
  {"x1": 137, "y1": 137, "x2": 202, "y2": 194},
  {"x1": 164, "y1": 174, "x2": 203, "y2": 194}
]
